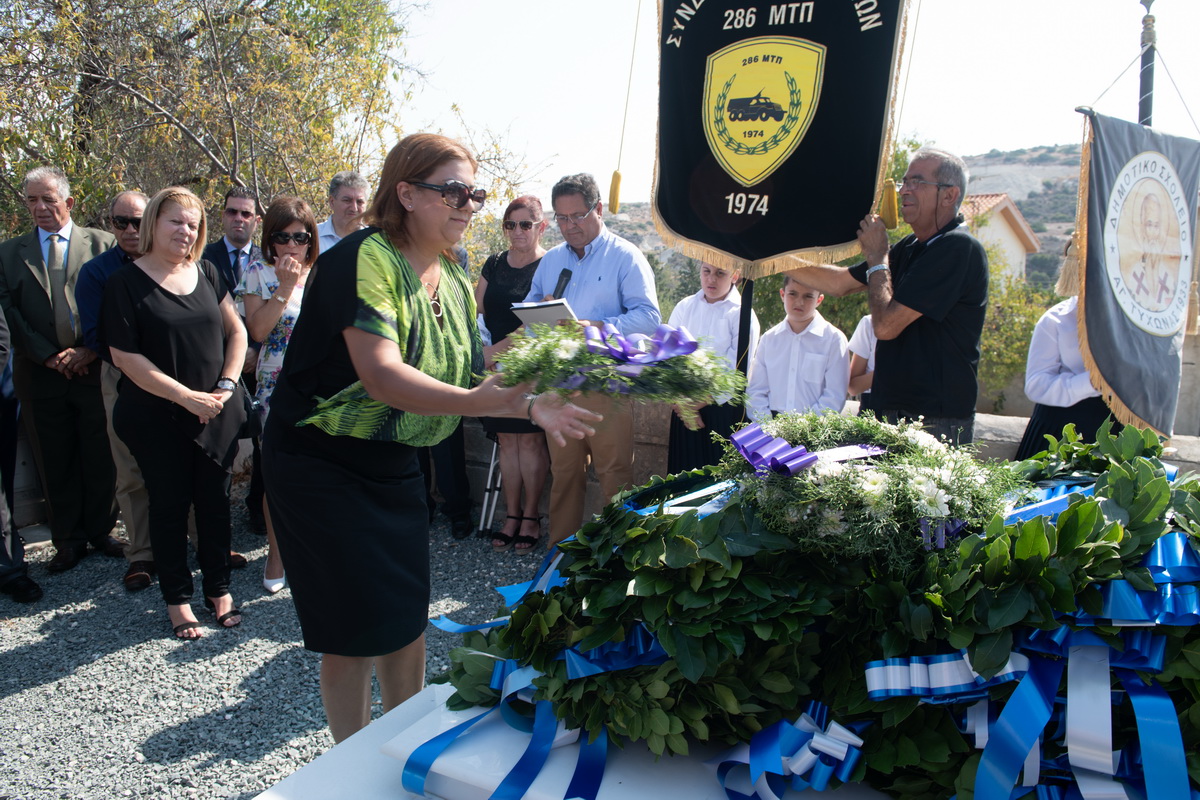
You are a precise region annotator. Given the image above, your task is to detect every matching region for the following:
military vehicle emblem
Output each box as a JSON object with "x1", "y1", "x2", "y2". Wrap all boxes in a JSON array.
[{"x1": 703, "y1": 36, "x2": 825, "y2": 187}]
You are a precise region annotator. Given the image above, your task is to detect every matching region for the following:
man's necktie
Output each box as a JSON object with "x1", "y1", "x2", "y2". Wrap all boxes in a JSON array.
[{"x1": 46, "y1": 234, "x2": 77, "y2": 348}]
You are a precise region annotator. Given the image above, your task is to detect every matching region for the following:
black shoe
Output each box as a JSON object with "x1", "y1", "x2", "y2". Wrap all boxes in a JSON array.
[
  {"x1": 1, "y1": 575, "x2": 44, "y2": 603},
  {"x1": 47, "y1": 545, "x2": 87, "y2": 573},
  {"x1": 91, "y1": 534, "x2": 127, "y2": 558},
  {"x1": 449, "y1": 513, "x2": 474, "y2": 540}
]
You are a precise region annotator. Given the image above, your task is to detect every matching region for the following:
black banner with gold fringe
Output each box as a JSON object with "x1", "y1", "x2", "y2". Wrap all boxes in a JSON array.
[
  {"x1": 1078, "y1": 111, "x2": 1200, "y2": 437},
  {"x1": 652, "y1": 0, "x2": 908, "y2": 277}
]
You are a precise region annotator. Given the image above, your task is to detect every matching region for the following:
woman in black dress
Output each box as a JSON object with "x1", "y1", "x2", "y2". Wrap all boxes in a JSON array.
[
  {"x1": 103, "y1": 187, "x2": 248, "y2": 639},
  {"x1": 474, "y1": 196, "x2": 551, "y2": 552},
  {"x1": 261, "y1": 134, "x2": 601, "y2": 742}
]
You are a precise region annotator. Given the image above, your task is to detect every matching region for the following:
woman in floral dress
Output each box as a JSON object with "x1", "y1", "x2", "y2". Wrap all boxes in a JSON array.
[{"x1": 238, "y1": 196, "x2": 319, "y2": 593}]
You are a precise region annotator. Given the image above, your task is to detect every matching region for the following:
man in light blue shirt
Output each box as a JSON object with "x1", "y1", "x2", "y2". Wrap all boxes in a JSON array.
[{"x1": 524, "y1": 173, "x2": 660, "y2": 546}]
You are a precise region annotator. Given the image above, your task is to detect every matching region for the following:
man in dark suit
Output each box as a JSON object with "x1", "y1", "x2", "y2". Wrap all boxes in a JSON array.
[
  {"x1": 201, "y1": 187, "x2": 267, "y2": 534},
  {"x1": 201, "y1": 186, "x2": 263, "y2": 296},
  {"x1": 0, "y1": 166, "x2": 122, "y2": 572}
]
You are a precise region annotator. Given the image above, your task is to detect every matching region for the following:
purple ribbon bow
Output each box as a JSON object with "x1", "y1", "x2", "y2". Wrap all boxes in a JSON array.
[
  {"x1": 583, "y1": 323, "x2": 698, "y2": 378},
  {"x1": 731, "y1": 424, "x2": 819, "y2": 476}
]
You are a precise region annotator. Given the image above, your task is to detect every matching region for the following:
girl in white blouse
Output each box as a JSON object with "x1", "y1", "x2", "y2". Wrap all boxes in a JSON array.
[{"x1": 666, "y1": 263, "x2": 760, "y2": 472}]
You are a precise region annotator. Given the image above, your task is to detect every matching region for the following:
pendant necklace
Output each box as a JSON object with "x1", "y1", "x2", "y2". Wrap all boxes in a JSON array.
[{"x1": 423, "y1": 280, "x2": 443, "y2": 319}]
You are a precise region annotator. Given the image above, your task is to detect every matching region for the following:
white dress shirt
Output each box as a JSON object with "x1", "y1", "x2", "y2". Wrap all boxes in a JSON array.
[
  {"x1": 746, "y1": 310, "x2": 849, "y2": 422},
  {"x1": 847, "y1": 314, "x2": 877, "y2": 396},
  {"x1": 1024, "y1": 296, "x2": 1099, "y2": 407},
  {"x1": 667, "y1": 286, "x2": 760, "y2": 369},
  {"x1": 317, "y1": 217, "x2": 363, "y2": 254}
]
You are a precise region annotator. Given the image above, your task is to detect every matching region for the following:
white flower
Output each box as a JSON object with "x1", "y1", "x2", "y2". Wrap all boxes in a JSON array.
[
  {"x1": 809, "y1": 461, "x2": 845, "y2": 484},
  {"x1": 917, "y1": 486, "x2": 951, "y2": 517},
  {"x1": 555, "y1": 339, "x2": 581, "y2": 360},
  {"x1": 905, "y1": 428, "x2": 946, "y2": 452},
  {"x1": 785, "y1": 504, "x2": 805, "y2": 525},
  {"x1": 911, "y1": 473, "x2": 934, "y2": 495},
  {"x1": 860, "y1": 470, "x2": 888, "y2": 497},
  {"x1": 817, "y1": 507, "x2": 846, "y2": 537}
]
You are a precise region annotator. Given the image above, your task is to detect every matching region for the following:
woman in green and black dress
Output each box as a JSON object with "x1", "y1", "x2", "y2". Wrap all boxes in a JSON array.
[{"x1": 261, "y1": 133, "x2": 601, "y2": 743}]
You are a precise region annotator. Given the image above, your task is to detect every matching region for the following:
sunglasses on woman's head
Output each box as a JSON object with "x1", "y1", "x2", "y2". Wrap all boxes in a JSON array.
[
  {"x1": 270, "y1": 231, "x2": 312, "y2": 245},
  {"x1": 411, "y1": 180, "x2": 487, "y2": 210},
  {"x1": 503, "y1": 220, "x2": 536, "y2": 231}
]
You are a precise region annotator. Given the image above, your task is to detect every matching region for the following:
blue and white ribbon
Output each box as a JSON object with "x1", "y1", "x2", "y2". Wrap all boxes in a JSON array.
[{"x1": 710, "y1": 702, "x2": 867, "y2": 800}]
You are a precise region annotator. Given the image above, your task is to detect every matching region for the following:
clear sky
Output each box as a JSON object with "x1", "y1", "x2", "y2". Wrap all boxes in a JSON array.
[{"x1": 400, "y1": 0, "x2": 1200, "y2": 204}]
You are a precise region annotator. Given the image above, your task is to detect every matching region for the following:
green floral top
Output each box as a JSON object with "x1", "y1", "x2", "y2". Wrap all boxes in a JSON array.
[{"x1": 295, "y1": 231, "x2": 480, "y2": 446}]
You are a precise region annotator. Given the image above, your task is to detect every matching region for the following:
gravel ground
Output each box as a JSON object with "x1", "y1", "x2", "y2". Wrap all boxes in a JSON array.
[{"x1": 0, "y1": 479, "x2": 540, "y2": 800}]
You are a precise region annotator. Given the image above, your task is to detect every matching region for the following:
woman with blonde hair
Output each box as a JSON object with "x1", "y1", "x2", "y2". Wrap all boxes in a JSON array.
[{"x1": 102, "y1": 186, "x2": 247, "y2": 639}]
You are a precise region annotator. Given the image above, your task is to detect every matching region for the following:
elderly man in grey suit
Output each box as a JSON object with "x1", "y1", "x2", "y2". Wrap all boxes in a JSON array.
[{"x1": 0, "y1": 166, "x2": 122, "y2": 573}]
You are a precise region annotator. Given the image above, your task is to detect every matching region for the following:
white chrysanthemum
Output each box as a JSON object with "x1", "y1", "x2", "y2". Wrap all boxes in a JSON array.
[
  {"x1": 689, "y1": 348, "x2": 712, "y2": 368},
  {"x1": 784, "y1": 504, "x2": 805, "y2": 525},
  {"x1": 860, "y1": 470, "x2": 888, "y2": 497},
  {"x1": 809, "y1": 460, "x2": 846, "y2": 484},
  {"x1": 555, "y1": 339, "x2": 581, "y2": 360},
  {"x1": 917, "y1": 486, "x2": 951, "y2": 517},
  {"x1": 910, "y1": 473, "x2": 934, "y2": 494},
  {"x1": 817, "y1": 507, "x2": 846, "y2": 537}
]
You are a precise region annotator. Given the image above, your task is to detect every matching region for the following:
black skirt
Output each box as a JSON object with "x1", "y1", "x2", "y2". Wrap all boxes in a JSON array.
[
  {"x1": 1015, "y1": 396, "x2": 1117, "y2": 462},
  {"x1": 262, "y1": 417, "x2": 430, "y2": 657},
  {"x1": 667, "y1": 402, "x2": 747, "y2": 474}
]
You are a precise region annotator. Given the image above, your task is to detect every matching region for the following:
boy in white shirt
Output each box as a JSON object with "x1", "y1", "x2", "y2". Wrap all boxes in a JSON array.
[{"x1": 746, "y1": 276, "x2": 849, "y2": 422}]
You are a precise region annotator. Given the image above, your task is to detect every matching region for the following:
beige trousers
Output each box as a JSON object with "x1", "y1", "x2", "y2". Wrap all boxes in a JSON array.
[
  {"x1": 547, "y1": 394, "x2": 634, "y2": 544},
  {"x1": 102, "y1": 362, "x2": 152, "y2": 562}
]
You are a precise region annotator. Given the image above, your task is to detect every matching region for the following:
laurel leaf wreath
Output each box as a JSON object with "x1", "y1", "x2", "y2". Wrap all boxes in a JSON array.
[{"x1": 713, "y1": 71, "x2": 803, "y2": 157}]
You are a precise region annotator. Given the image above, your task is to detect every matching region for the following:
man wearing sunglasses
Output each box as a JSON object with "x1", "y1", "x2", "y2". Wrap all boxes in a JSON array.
[
  {"x1": 76, "y1": 191, "x2": 161, "y2": 590},
  {"x1": 317, "y1": 171, "x2": 370, "y2": 253},
  {"x1": 0, "y1": 166, "x2": 122, "y2": 576},
  {"x1": 785, "y1": 147, "x2": 989, "y2": 445},
  {"x1": 524, "y1": 173, "x2": 660, "y2": 547},
  {"x1": 203, "y1": 187, "x2": 264, "y2": 296}
]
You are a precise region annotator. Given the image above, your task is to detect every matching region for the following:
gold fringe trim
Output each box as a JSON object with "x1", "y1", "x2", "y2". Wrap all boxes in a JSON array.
[
  {"x1": 650, "y1": 1, "x2": 912, "y2": 280},
  {"x1": 1074, "y1": 114, "x2": 1164, "y2": 437}
]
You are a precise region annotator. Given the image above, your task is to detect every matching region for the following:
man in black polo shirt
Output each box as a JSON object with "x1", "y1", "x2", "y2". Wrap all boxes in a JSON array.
[{"x1": 788, "y1": 147, "x2": 988, "y2": 444}]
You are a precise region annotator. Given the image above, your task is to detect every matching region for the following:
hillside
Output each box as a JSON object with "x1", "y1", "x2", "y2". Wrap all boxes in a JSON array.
[{"x1": 965, "y1": 144, "x2": 1083, "y2": 286}]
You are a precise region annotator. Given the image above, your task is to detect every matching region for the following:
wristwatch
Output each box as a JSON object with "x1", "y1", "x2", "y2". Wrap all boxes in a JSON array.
[
  {"x1": 865, "y1": 263, "x2": 890, "y2": 279},
  {"x1": 214, "y1": 377, "x2": 237, "y2": 392}
]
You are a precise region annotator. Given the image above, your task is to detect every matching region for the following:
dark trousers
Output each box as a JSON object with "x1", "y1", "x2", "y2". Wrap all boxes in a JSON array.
[
  {"x1": 419, "y1": 419, "x2": 472, "y2": 520},
  {"x1": 22, "y1": 380, "x2": 117, "y2": 549},
  {"x1": 115, "y1": 403, "x2": 231, "y2": 604},
  {"x1": 0, "y1": 481, "x2": 25, "y2": 586}
]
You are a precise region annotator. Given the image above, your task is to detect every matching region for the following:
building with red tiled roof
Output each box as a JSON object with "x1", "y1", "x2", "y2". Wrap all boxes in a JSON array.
[{"x1": 961, "y1": 193, "x2": 1040, "y2": 281}]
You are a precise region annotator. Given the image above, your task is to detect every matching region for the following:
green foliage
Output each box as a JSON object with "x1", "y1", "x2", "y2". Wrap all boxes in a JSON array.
[
  {"x1": 0, "y1": 0, "x2": 410, "y2": 228},
  {"x1": 443, "y1": 418, "x2": 1200, "y2": 798},
  {"x1": 977, "y1": 253, "x2": 1057, "y2": 410},
  {"x1": 495, "y1": 324, "x2": 745, "y2": 421}
]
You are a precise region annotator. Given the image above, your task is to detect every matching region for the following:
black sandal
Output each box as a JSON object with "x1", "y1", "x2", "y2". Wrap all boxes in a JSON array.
[
  {"x1": 172, "y1": 621, "x2": 203, "y2": 640},
  {"x1": 204, "y1": 596, "x2": 243, "y2": 629},
  {"x1": 491, "y1": 516, "x2": 521, "y2": 552},
  {"x1": 513, "y1": 516, "x2": 542, "y2": 554}
]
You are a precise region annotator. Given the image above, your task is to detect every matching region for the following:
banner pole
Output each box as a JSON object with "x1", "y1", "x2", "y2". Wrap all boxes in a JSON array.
[{"x1": 1138, "y1": 0, "x2": 1156, "y2": 126}]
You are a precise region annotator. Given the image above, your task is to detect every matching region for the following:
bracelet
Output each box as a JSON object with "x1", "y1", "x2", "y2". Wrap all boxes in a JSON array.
[
  {"x1": 865, "y1": 263, "x2": 890, "y2": 279},
  {"x1": 272, "y1": 293, "x2": 289, "y2": 304},
  {"x1": 525, "y1": 393, "x2": 540, "y2": 428}
]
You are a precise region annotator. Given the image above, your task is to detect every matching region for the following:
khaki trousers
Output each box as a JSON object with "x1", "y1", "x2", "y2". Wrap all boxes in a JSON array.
[
  {"x1": 102, "y1": 362, "x2": 152, "y2": 562},
  {"x1": 547, "y1": 394, "x2": 634, "y2": 544}
]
